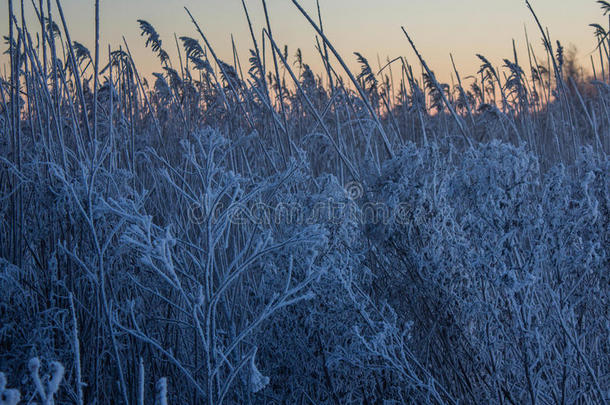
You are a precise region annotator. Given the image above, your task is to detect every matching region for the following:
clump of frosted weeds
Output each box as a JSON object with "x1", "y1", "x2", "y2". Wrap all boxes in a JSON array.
[
  {"x1": 0, "y1": 372, "x2": 20, "y2": 405},
  {"x1": 28, "y1": 358, "x2": 64, "y2": 405}
]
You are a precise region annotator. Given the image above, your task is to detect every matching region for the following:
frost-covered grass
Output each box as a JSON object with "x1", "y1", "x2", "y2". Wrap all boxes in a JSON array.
[{"x1": 0, "y1": 0, "x2": 608, "y2": 404}]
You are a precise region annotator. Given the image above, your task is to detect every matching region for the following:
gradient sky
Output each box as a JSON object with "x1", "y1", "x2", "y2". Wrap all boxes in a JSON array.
[{"x1": 1, "y1": 0, "x2": 605, "y2": 84}]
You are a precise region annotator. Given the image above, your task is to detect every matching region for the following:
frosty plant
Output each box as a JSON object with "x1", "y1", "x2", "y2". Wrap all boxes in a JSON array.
[
  {"x1": 113, "y1": 129, "x2": 328, "y2": 404},
  {"x1": 28, "y1": 358, "x2": 64, "y2": 405}
]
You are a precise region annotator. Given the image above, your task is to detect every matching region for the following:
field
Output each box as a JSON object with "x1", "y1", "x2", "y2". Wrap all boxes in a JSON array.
[{"x1": 0, "y1": 0, "x2": 608, "y2": 404}]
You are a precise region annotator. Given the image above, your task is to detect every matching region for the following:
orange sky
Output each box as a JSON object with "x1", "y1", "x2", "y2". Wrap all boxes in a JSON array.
[{"x1": 1, "y1": 0, "x2": 605, "y2": 85}]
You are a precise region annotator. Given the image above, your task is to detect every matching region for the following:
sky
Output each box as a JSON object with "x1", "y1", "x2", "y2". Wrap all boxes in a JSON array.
[{"x1": 1, "y1": 0, "x2": 605, "y2": 85}]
